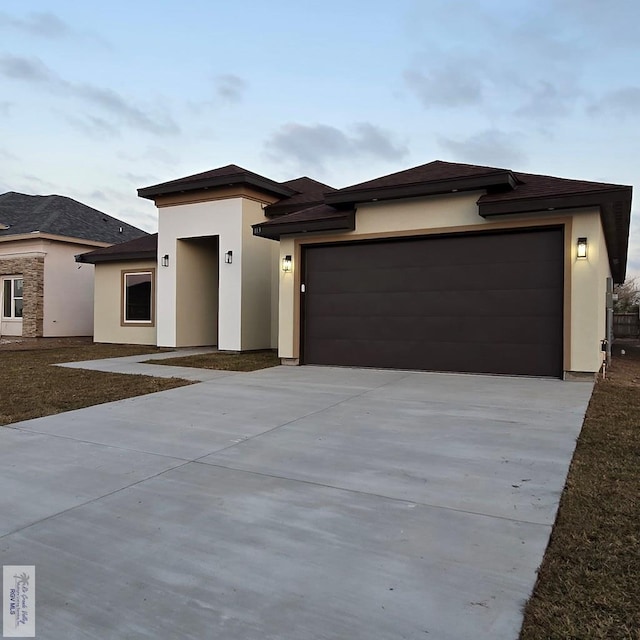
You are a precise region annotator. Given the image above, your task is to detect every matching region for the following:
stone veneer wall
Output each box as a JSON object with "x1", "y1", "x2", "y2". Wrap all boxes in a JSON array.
[{"x1": 0, "y1": 255, "x2": 45, "y2": 337}]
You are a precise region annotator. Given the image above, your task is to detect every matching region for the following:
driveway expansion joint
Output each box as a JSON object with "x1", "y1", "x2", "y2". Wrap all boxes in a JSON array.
[
  {"x1": 0, "y1": 459, "x2": 193, "y2": 541},
  {"x1": 193, "y1": 459, "x2": 555, "y2": 528}
]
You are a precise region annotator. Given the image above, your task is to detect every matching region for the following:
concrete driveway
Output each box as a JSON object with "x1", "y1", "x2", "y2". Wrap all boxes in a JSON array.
[{"x1": 0, "y1": 366, "x2": 592, "y2": 639}]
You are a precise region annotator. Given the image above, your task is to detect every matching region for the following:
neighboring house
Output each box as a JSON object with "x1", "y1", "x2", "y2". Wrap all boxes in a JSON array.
[
  {"x1": 77, "y1": 161, "x2": 632, "y2": 378},
  {"x1": 0, "y1": 192, "x2": 147, "y2": 338}
]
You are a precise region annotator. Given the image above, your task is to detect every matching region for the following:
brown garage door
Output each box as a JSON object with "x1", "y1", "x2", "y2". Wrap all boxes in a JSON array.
[{"x1": 302, "y1": 227, "x2": 564, "y2": 377}]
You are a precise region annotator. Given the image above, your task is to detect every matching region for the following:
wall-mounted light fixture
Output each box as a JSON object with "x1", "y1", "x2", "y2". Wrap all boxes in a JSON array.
[
  {"x1": 282, "y1": 255, "x2": 292, "y2": 272},
  {"x1": 225, "y1": 251, "x2": 233, "y2": 264},
  {"x1": 161, "y1": 254, "x2": 169, "y2": 267},
  {"x1": 577, "y1": 237, "x2": 588, "y2": 259}
]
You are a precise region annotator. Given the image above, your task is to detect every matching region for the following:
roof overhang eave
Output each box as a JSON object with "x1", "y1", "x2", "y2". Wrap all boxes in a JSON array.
[
  {"x1": 138, "y1": 174, "x2": 297, "y2": 201},
  {"x1": 325, "y1": 171, "x2": 517, "y2": 207},
  {"x1": 252, "y1": 212, "x2": 356, "y2": 241},
  {"x1": 479, "y1": 187, "x2": 632, "y2": 284},
  {"x1": 76, "y1": 250, "x2": 158, "y2": 264}
]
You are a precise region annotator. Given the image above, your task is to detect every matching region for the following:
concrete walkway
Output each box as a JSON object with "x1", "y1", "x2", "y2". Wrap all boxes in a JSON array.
[
  {"x1": 0, "y1": 366, "x2": 593, "y2": 639},
  {"x1": 56, "y1": 347, "x2": 226, "y2": 381}
]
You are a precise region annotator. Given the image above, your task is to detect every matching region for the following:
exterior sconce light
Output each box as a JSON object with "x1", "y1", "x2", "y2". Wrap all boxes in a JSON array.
[
  {"x1": 161, "y1": 254, "x2": 169, "y2": 267},
  {"x1": 225, "y1": 251, "x2": 233, "y2": 264},
  {"x1": 282, "y1": 255, "x2": 292, "y2": 272},
  {"x1": 577, "y1": 237, "x2": 588, "y2": 259}
]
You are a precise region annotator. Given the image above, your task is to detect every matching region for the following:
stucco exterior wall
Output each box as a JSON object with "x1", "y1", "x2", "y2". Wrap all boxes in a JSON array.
[
  {"x1": 0, "y1": 237, "x2": 98, "y2": 337},
  {"x1": 569, "y1": 211, "x2": 611, "y2": 373},
  {"x1": 42, "y1": 241, "x2": 96, "y2": 337},
  {"x1": 276, "y1": 193, "x2": 610, "y2": 375},
  {"x1": 175, "y1": 237, "x2": 218, "y2": 347},
  {"x1": 157, "y1": 199, "x2": 243, "y2": 349},
  {"x1": 93, "y1": 259, "x2": 157, "y2": 345},
  {"x1": 157, "y1": 196, "x2": 276, "y2": 350},
  {"x1": 241, "y1": 199, "x2": 277, "y2": 350}
]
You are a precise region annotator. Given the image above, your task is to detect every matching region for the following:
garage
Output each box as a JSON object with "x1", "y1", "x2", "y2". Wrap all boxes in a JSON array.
[{"x1": 302, "y1": 227, "x2": 564, "y2": 377}]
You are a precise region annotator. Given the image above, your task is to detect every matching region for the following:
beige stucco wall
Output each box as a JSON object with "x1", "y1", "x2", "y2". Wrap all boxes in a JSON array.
[
  {"x1": 157, "y1": 199, "x2": 243, "y2": 349},
  {"x1": 156, "y1": 195, "x2": 277, "y2": 351},
  {"x1": 277, "y1": 193, "x2": 611, "y2": 375},
  {"x1": 93, "y1": 259, "x2": 157, "y2": 345},
  {"x1": 569, "y1": 210, "x2": 611, "y2": 373},
  {"x1": 42, "y1": 241, "x2": 96, "y2": 336},
  {"x1": 176, "y1": 237, "x2": 218, "y2": 347},
  {"x1": 0, "y1": 237, "x2": 98, "y2": 337},
  {"x1": 240, "y1": 198, "x2": 278, "y2": 350}
]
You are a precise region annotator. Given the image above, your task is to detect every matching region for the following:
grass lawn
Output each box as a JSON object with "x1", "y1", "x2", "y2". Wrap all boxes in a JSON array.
[
  {"x1": 143, "y1": 349, "x2": 280, "y2": 372},
  {"x1": 0, "y1": 343, "x2": 192, "y2": 426},
  {"x1": 520, "y1": 341, "x2": 640, "y2": 639}
]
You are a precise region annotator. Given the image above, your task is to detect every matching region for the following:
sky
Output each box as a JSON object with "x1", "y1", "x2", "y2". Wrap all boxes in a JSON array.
[{"x1": 1, "y1": 0, "x2": 639, "y2": 278}]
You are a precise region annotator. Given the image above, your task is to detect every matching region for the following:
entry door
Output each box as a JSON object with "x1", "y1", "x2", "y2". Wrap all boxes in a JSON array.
[{"x1": 302, "y1": 228, "x2": 564, "y2": 377}]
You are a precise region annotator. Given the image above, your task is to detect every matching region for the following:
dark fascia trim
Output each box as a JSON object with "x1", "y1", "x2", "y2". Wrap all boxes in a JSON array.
[
  {"x1": 138, "y1": 173, "x2": 297, "y2": 200},
  {"x1": 325, "y1": 171, "x2": 517, "y2": 207},
  {"x1": 264, "y1": 199, "x2": 327, "y2": 218},
  {"x1": 479, "y1": 187, "x2": 632, "y2": 284},
  {"x1": 478, "y1": 187, "x2": 631, "y2": 217},
  {"x1": 76, "y1": 250, "x2": 157, "y2": 264},
  {"x1": 252, "y1": 211, "x2": 356, "y2": 241}
]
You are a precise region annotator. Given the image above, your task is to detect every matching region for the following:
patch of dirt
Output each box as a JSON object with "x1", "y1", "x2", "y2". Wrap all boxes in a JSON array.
[{"x1": 0, "y1": 336, "x2": 94, "y2": 351}]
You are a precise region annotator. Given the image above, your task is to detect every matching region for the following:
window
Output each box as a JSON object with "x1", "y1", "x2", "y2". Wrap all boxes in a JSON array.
[
  {"x1": 2, "y1": 277, "x2": 23, "y2": 319},
  {"x1": 122, "y1": 270, "x2": 154, "y2": 325}
]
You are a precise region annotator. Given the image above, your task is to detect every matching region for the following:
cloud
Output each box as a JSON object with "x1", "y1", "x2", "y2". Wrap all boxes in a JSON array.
[
  {"x1": 0, "y1": 11, "x2": 111, "y2": 48},
  {"x1": 0, "y1": 11, "x2": 71, "y2": 39},
  {"x1": 438, "y1": 129, "x2": 527, "y2": 168},
  {"x1": 404, "y1": 63, "x2": 483, "y2": 108},
  {"x1": 117, "y1": 145, "x2": 179, "y2": 167},
  {"x1": 0, "y1": 101, "x2": 11, "y2": 115},
  {"x1": 214, "y1": 74, "x2": 246, "y2": 103},
  {"x1": 266, "y1": 122, "x2": 408, "y2": 171},
  {"x1": 0, "y1": 55, "x2": 53, "y2": 82},
  {"x1": 587, "y1": 87, "x2": 640, "y2": 118},
  {"x1": 0, "y1": 148, "x2": 19, "y2": 161},
  {"x1": 514, "y1": 80, "x2": 577, "y2": 119},
  {"x1": 0, "y1": 54, "x2": 178, "y2": 135},
  {"x1": 550, "y1": 0, "x2": 640, "y2": 45},
  {"x1": 20, "y1": 174, "x2": 57, "y2": 190},
  {"x1": 65, "y1": 114, "x2": 121, "y2": 138},
  {"x1": 75, "y1": 83, "x2": 179, "y2": 134},
  {"x1": 121, "y1": 172, "x2": 156, "y2": 185}
]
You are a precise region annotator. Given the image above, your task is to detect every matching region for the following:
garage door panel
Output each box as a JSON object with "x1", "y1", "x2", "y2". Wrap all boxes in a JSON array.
[
  {"x1": 307, "y1": 252, "x2": 562, "y2": 294},
  {"x1": 303, "y1": 228, "x2": 564, "y2": 377},
  {"x1": 307, "y1": 312, "x2": 560, "y2": 343},
  {"x1": 306, "y1": 287, "x2": 562, "y2": 319},
  {"x1": 306, "y1": 338, "x2": 560, "y2": 377},
  {"x1": 308, "y1": 232, "x2": 562, "y2": 271}
]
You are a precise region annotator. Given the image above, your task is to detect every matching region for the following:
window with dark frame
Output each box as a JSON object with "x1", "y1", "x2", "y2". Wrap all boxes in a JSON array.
[
  {"x1": 2, "y1": 277, "x2": 23, "y2": 319},
  {"x1": 123, "y1": 272, "x2": 152, "y2": 323}
]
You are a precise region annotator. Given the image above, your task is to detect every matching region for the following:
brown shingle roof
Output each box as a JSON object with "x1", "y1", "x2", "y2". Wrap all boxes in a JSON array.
[
  {"x1": 138, "y1": 165, "x2": 295, "y2": 200},
  {"x1": 335, "y1": 160, "x2": 510, "y2": 193},
  {"x1": 480, "y1": 171, "x2": 628, "y2": 203},
  {"x1": 252, "y1": 204, "x2": 354, "y2": 240},
  {"x1": 253, "y1": 160, "x2": 632, "y2": 282},
  {"x1": 76, "y1": 233, "x2": 157, "y2": 264},
  {"x1": 265, "y1": 177, "x2": 336, "y2": 217}
]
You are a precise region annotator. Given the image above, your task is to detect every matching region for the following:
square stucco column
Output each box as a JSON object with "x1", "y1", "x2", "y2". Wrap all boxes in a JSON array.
[
  {"x1": 156, "y1": 198, "x2": 245, "y2": 350},
  {"x1": 569, "y1": 211, "x2": 611, "y2": 373}
]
